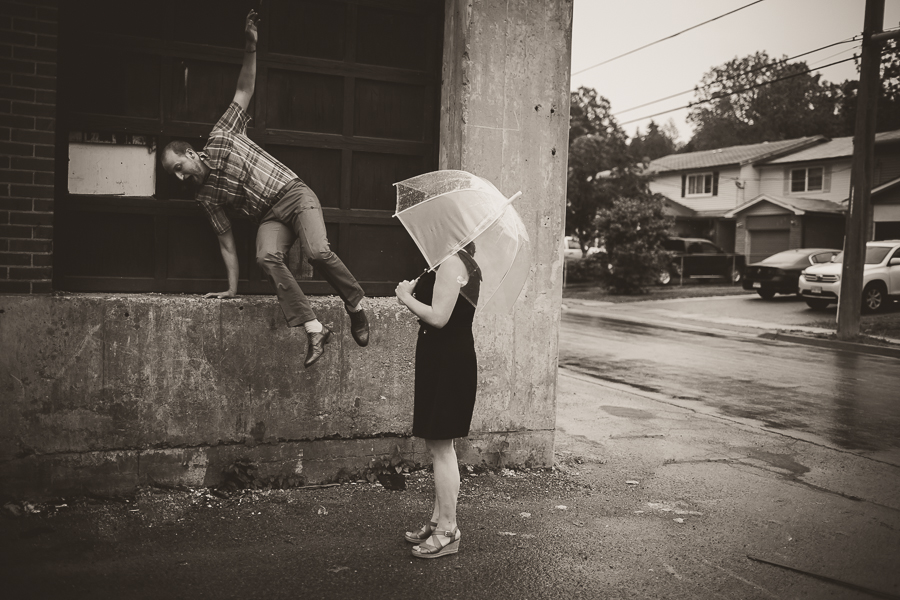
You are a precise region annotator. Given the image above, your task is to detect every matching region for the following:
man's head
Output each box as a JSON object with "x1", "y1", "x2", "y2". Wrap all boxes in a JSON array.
[{"x1": 161, "y1": 141, "x2": 210, "y2": 189}]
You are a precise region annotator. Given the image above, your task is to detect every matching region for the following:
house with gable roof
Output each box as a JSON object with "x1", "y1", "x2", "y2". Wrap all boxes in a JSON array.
[
  {"x1": 647, "y1": 130, "x2": 900, "y2": 263},
  {"x1": 646, "y1": 136, "x2": 826, "y2": 255}
]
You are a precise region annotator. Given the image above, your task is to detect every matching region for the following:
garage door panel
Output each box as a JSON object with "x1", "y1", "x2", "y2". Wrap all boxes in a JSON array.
[
  {"x1": 170, "y1": 60, "x2": 242, "y2": 124},
  {"x1": 269, "y1": 0, "x2": 348, "y2": 60},
  {"x1": 357, "y1": 6, "x2": 430, "y2": 71},
  {"x1": 267, "y1": 70, "x2": 345, "y2": 134},
  {"x1": 354, "y1": 79, "x2": 426, "y2": 141},
  {"x1": 749, "y1": 230, "x2": 790, "y2": 263},
  {"x1": 351, "y1": 152, "x2": 425, "y2": 211},
  {"x1": 268, "y1": 145, "x2": 343, "y2": 209}
]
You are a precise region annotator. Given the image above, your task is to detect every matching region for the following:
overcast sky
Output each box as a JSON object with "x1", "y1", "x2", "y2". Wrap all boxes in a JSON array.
[{"x1": 570, "y1": 0, "x2": 900, "y2": 144}]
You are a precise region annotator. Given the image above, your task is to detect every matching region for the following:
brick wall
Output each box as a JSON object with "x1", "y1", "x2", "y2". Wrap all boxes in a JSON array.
[{"x1": 0, "y1": 1, "x2": 56, "y2": 294}]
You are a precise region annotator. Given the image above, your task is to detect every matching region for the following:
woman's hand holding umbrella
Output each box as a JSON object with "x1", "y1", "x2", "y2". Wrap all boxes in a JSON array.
[{"x1": 395, "y1": 279, "x2": 417, "y2": 306}]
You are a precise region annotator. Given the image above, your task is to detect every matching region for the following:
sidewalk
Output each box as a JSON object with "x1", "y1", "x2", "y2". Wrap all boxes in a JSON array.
[{"x1": 3, "y1": 371, "x2": 899, "y2": 600}]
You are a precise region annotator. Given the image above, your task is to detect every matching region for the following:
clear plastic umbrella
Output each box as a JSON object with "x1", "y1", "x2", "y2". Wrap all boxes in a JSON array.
[{"x1": 393, "y1": 170, "x2": 531, "y2": 314}]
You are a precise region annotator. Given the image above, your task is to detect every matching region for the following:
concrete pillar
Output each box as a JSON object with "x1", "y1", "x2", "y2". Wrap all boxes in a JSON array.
[{"x1": 440, "y1": 0, "x2": 573, "y2": 465}]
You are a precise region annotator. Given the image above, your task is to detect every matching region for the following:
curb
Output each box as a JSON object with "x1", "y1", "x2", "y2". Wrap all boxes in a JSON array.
[
  {"x1": 564, "y1": 307, "x2": 900, "y2": 359},
  {"x1": 563, "y1": 308, "x2": 762, "y2": 341},
  {"x1": 759, "y1": 332, "x2": 900, "y2": 359}
]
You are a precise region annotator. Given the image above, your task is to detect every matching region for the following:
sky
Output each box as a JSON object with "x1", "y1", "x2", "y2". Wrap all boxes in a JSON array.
[{"x1": 570, "y1": 0, "x2": 900, "y2": 145}]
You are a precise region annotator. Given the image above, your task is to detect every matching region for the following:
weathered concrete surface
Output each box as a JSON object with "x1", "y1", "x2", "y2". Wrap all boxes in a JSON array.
[
  {"x1": 0, "y1": 294, "x2": 554, "y2": 498},
  {"x1": 441, "y1": 0, "x2": 573, "y2": 444}
]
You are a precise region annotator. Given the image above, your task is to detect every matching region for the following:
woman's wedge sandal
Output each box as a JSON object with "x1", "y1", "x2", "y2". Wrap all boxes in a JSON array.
[
  {"x1": 405, "y1": 521, "x2": 438, "y2": 544},
  {"x1": 411, "y1": 526, "x2": 461, "y2": 559}
]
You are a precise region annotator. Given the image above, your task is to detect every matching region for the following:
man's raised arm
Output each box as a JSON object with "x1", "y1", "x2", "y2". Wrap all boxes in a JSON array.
[{"x1": 233, "y1": 9, "x2": 259, "y2": 111}]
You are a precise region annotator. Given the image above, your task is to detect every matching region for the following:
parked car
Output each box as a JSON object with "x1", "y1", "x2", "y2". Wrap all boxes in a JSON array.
[
  {"x1": 660, "y1": 237, "x2": 746, "y2": 285},
  {"x1": 564, "y1": 236, "x2": 603, "y2": 263},
  {"x1": 742, "y1": 248, "x2": 841, "y2": 299},
  {"x1": 798, "y1": 240, "x2": 900, "y2": 312},
  {"x1": 564, "y1": 236, "x2": 583, "y2": 262}
]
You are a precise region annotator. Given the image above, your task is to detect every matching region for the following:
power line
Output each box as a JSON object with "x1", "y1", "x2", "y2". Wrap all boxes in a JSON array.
[
  {"x1": 613, "y1": 25, "x2": 900, "y2": 128},
  {"x1": 618, "y1": 55, "x2": 858, "y2": 127},
  {"x1": 572, "y1": 0, "x2": 767, "y2": 76},
  {"x1": 613, "y1": 36, "x2": 861, "y2": 117}
]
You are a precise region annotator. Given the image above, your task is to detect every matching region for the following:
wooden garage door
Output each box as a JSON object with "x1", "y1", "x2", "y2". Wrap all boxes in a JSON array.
[
  {"x1": 55, "y1": 0, "x2": 442, "y2": 296},
  {"x1": 749, "y1": 229, "x2": 790, "y2": 263}
]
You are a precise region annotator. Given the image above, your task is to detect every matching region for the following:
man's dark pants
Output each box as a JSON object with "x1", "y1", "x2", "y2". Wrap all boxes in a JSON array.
[{"x1": 256, "y1": 179, "x2": 364, "y2": 326}]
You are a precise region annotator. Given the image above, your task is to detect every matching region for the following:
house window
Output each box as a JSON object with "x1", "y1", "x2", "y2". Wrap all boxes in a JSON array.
[
  {"x1": 791, "y1": 167, "x2": 824, "y2": 193},
  {"x1": 686, "y1": 173, "x2": 713, "y2": 196}
]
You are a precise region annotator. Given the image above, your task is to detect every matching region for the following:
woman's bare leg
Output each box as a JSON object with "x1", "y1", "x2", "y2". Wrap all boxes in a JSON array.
[{"x1": 427, "y1": 438, "x2": 459, "y2": 531}]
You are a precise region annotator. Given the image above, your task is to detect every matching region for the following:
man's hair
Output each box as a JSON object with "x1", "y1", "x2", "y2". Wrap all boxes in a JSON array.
[{"x1": 163, "y1": 140, "x2": 194, "y2": 158}]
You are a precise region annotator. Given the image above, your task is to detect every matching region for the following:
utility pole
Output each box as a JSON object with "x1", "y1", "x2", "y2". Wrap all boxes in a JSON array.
[{"x1": 838, "y1": 0, "x2": 885, "y2": 340}]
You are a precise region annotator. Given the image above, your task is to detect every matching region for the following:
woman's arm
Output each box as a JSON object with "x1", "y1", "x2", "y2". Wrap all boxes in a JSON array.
[{"x1": 396, "y1": 254, "x2": 467, "y2": 329}]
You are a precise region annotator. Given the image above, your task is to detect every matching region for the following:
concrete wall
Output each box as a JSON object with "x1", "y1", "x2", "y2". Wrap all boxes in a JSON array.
[{"x1": 0, "y1": 0, "x2": 574, "y2": 499}]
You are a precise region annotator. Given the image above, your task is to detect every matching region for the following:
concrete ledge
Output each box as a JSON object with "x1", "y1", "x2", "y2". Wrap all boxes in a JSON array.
[
  {"x1": 0, "y1": 293, "x2": 557, "y2": 498},
  {"x1": 0, "y1": 430, "x2": 552, "y2": 499},
  {"x1": 760, "y1": 332, "x2": 900, "y2": 359}
]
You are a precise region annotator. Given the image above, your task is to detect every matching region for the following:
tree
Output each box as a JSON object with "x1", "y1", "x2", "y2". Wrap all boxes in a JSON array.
[
  {"x1": 629, "y1": 119, "x2": 680, "y2": 163},
  {"x1": 567, "y1": 87, "x2": 643, "y2": 250},
  {"x1": 569, "y1": 86, "x2": 622, "y2": 142},
  {"x1": 685, "y1": 52, "x2": 845, "y2": 151},
  {"x1": 837, "y1": 37, "x2": 900, "y2": 133},
  {"x1": 595, "y1": 194, "x2": 673, "y2": 295}
]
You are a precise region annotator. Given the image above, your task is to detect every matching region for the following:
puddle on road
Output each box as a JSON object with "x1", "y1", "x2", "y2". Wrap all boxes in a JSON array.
[
  {"x1": 734, "y1": 447, "x2": 810, "y2": 477},
  {"x1": 600, "y1": 405, "x2": 655, "y2": 420}
]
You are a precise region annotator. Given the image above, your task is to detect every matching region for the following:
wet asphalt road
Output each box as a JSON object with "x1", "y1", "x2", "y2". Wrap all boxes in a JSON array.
[{"x1": 559, "y1": 310, "x2": 900, "y2": 462}]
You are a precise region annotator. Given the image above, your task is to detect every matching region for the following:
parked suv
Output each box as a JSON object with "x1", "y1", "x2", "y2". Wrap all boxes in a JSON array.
[
  {"x1": 660, "y1": 237, "x2": 745, "y2": 285},
  {"x1": 798, "y1": 240, "x2": 900, "y2": 312}
]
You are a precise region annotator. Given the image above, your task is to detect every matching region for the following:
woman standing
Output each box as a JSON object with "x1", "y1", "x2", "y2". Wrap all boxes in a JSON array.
[{"x1": 394, "y1": 245, "x2": 481, "y2": 559}]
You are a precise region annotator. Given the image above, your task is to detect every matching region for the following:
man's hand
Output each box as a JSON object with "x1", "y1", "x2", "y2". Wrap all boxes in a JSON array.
[
  {"x1": 204, "y1": 290, "x2": 237, "y2": 300},
  {"x1": 245, "y1": 9, "x2": 258, "y2": 48}
]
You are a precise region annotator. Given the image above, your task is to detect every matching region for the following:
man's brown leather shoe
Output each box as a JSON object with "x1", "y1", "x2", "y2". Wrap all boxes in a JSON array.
[
  {"x1": 347, "y1": 308, "x2": 369, "y2": 347},
  {"x1": 304, "y1": 324, "x2": 333, "y2": 368}
]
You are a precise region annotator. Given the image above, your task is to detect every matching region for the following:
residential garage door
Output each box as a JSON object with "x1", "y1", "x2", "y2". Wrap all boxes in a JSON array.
[
  {"x1": 749, "y1": 229, "x2": 790, "y2": 263},
  {"x1": 55, "y1": 0, "x2": 442, "y2": 296}
]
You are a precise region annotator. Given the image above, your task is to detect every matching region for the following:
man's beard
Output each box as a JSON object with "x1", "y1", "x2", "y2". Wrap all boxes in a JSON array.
[{"x1": 183, "y1": 172, "x2": 206, "y2": 193}]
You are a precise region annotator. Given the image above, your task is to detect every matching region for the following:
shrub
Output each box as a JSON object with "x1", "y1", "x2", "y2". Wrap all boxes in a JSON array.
[
  {"x1": 595, "y1": 195, "x2": 672, "y2": 294},
  {"x1": 564, "y1": 253, "x2": 609, "y2": 283}
]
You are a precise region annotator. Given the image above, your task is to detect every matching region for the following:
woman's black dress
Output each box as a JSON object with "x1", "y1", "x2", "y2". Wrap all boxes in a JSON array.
[{"x1": 412, "y1": 252, "x2": 480, "y2": 440}]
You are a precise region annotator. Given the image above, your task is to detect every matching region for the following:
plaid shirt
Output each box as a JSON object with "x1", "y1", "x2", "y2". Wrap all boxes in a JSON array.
[{"x1": 195, "y1": 102, "x2": 298, "y2": 235}]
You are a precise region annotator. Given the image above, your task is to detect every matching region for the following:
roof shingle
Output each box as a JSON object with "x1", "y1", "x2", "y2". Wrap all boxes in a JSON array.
[
  {"x1": 766, "y1": 130, "x2": 900, "y2": 164},
  {"x1": 647, "y1": 137, "x2": 824, "y2": 173}
]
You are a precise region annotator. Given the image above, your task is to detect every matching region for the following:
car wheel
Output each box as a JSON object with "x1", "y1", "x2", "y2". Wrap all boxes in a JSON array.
[
  {"x1": 658, "y1": 269, "x2": 672, "y2": 285},
  {"x1": 756, "y1": 290, "x2": 776, "y2": 300},
  {"x1": 805, "y1": 298, "x2": 831, "y2": 310},
  {"x1": 862, "y1": 282, "x2": 887, "y2": 313},
  {"x1": 728, "y1": 268, "x2": 742, "y2": 284}
]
